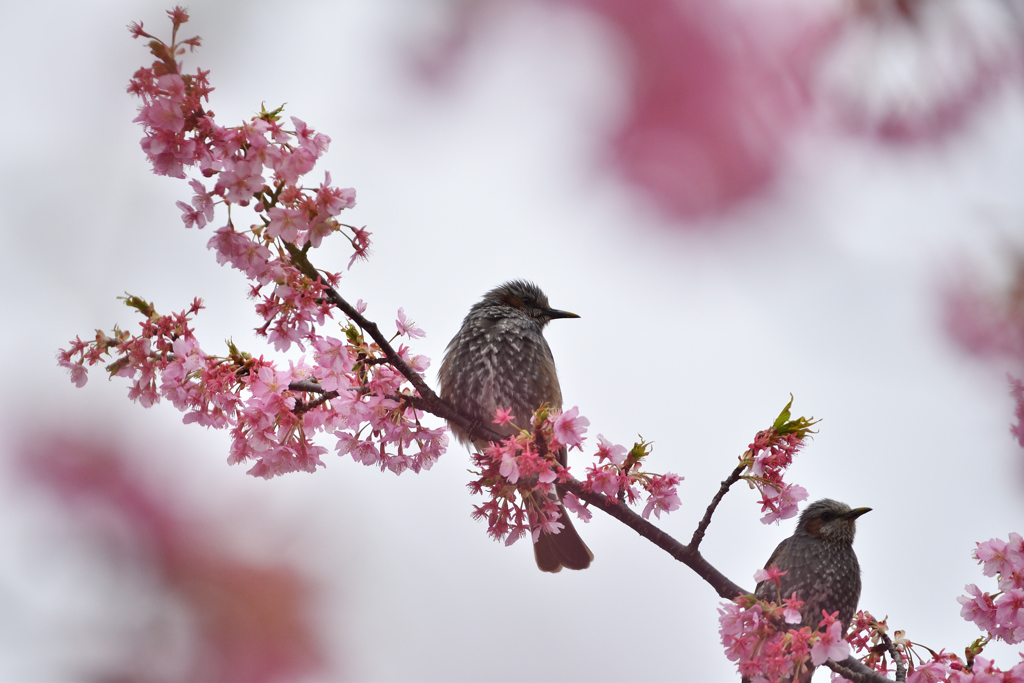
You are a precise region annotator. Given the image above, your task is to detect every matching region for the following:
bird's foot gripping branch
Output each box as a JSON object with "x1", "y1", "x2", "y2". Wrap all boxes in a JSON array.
[{"x1": 57, "y1": 8, "x2": 1024, "y2": 683}]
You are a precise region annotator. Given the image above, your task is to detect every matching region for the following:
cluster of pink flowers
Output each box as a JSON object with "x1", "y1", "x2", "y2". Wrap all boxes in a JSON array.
[
  {"x1": 579, "y1": 432, "x2": 682, "y2": 520},
  {"x1": 468, "y1": 406, "x2": 682, "y2": 546},
  {"x1": 59, "y1": 293, "x2": 445, "y2": 478},
  {"x1": 959, "y1": 534, "x2": 1024, "y2": 644},
  {"x1": 738, "y1": 398, "x2": 814, "y2": 524},
  {"x1": 719, "y1": 571, "x2": 849, "y2": 682},
  {"x1": 58, "y1": 8, "x2": 446, "y2": 478}
]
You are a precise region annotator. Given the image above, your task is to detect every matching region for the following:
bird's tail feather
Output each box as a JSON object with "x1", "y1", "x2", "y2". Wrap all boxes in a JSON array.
[{"x1": 534, "y1": 505, "x2": 594, "y2": 572}]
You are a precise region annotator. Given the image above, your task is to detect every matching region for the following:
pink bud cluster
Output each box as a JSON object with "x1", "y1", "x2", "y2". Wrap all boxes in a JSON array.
[
  {"x1": 959, "y1": 534, "x2": 1024, "y2": 644},
  {"x1": 468, "y1": 407, "x2": 683, "y2": 546},
  {"x1": 739, "y1": 398, "x2": 815, "y2": 524},
  {"x1": 58, "y1": 8, "x2": 446, "y2": 479},
  {"x1": 719, "y1": 580, "x2": 850, "y2": 682}
]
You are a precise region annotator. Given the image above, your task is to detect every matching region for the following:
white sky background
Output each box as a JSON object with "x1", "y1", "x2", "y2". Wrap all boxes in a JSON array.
[{"x1": 2, "y1": 1, "x2": 1024, "y2": 681}]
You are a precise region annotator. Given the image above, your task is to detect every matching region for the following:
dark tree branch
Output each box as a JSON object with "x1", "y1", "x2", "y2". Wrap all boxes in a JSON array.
[
  {"x1": 825, "y1": 657, "x2": 894, "y2": 683},
  {"x1": 562, "y1": 478, "x2": 749, "y2": 600},
  {"x1": 690, "y1": 463, "x2": 745, "y2": 550},
  {"x1": 289, "y1": 380, "x2": 333, "y2": 394}
]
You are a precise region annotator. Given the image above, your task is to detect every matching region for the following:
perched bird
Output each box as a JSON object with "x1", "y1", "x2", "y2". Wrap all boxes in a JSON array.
[
  {"x1": 439, "y1": 280, "x2": 593, "y2": 572},
  {"x1": 755, "y1": 498, "x2": 871, "y2": 680}
]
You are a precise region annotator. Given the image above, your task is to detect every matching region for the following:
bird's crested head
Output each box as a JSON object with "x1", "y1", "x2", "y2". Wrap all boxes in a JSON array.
[
  {"x1": 795, "y1": 498, "x2": 871, "y2": 544},
  {"x1": 474, "y1": 280, "x2": 579, "y2": 326}
]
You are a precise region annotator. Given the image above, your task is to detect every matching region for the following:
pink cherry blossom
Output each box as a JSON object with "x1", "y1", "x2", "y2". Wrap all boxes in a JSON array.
[
  {"x1": 492, "y1": 407, "x2": 516, "y2": 427},
  {"x1": 395, "y1": 308, "x2": 426, "y2": 339},
  {"x1": 498, "y1": 450, "x2": 520, "y2": 484},
  {"x1": 976, "y1": 537, "x2": 1010, "y2": 577},
  {"x1": 562, "y1": 493, "x2": 592, "y2": 522},
  {"x1": 641, "y1": 472, "x2": 682, "y2": 520},
  {"x1": 754, "y1": 565, "x2": 788, "y2": 588},
  {"x1": 552, "y1": 406, "x2": 588, "y2": 449},
  {"x1": 586, "y1": 464, "x2": 620, "y2": 498},
  {"x1": 782, "y1": 599, "x2": 802, "y2": 625},
  {"x1": 908, "y1": 660, "x2": 952, "y2": 683},
  {"x1": 740, "y1": 399, "x2": 816, "y2": 525},
  {"x1": 810, "y1": 618, "x2": 849, "y2": 666},
  {"x1": 595, "y1": 434, "x2": 627, "y2": 465},
  {"x1": 962, "y1": 533, "x2": 1024, "y2": 644},
  {"x1": 266, "y1": 206, "x2": 307, "y2": 242},
  {"x1": 61, "y1": 6, "x2": 436, "y2": 481}
]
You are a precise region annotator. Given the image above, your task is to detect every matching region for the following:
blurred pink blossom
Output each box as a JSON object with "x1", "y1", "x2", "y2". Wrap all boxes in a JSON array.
[
  {"x1": 944, "y1": 257, "x2": 1024, "y2": 449},
  {"x1": 20, "y1": 433, "x2": 328, "y2": 683},
  {"x1": 817, "y1": 0, "x2": 1024, "y2": 140},
  {"x1": 580, "y1": 0, "x2": 829, "y2": 219}
]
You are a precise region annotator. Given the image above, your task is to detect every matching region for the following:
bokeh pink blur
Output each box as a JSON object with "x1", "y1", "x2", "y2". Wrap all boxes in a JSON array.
[
  {"x1": 422, "y1": 0, "x2": 1024, "y2": 219},
  {"x1": 18, "y1": 435, "x2": 329, "y2": 682}
]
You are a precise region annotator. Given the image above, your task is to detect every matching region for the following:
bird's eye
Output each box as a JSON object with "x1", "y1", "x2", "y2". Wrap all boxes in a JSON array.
[{"x1": 521, "y1": 297, "x2": 534, "y2": 307}]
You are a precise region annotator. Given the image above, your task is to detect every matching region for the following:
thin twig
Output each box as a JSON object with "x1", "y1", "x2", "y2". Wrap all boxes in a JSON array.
[{"x1": 689, "y1": 463, "x2": 745, "y2": 550}]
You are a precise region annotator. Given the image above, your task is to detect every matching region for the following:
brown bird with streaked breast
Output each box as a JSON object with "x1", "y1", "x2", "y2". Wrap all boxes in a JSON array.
[
  {"x1": 754, "y1": 498, "x2": 871, "y2": 682},
  {"x1": 439, "y1": 280, "x2": 593, "y2": 572}
]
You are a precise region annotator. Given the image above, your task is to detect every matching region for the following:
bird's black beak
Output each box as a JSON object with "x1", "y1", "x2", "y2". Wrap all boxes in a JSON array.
[
  {"x1": 540, "y1": 309, "x2": 581, "y2": 321},
  {"x1": 845, "y1": 507, "x2": 872, "y2": 520},
  {"x1": 545, "y1": 308, "x2": 580, "y2": 320}
]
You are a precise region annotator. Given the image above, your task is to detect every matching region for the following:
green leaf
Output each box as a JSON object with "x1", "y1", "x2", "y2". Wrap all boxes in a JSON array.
[{"x1": 771, "y1": 394, "x2": 820, "y2": 439}]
